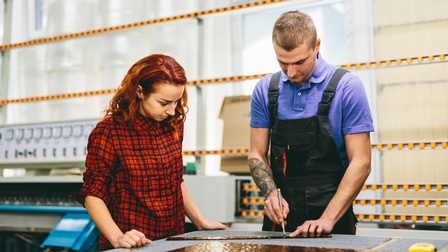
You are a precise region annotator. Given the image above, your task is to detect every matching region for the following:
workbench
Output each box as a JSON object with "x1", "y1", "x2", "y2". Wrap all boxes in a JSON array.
[{"x1": 104, "y1": 230, "x2": 448, "y2": 251}]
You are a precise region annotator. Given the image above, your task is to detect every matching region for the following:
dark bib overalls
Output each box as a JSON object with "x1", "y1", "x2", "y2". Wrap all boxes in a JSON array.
[{"x1": 262, "y1": 69, "x2": 357, "y2": 235}]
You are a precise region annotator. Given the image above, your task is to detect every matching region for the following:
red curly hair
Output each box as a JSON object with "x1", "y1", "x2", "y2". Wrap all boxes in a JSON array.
[{"x1": 103, "y1": 54, "x2": 188, "y2": 137}]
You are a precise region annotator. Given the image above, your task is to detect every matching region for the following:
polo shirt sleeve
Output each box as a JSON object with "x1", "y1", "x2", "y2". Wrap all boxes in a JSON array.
[
  {"x1": 250, "y1": 76, "x2": 272, "y2": 128},
  {"x1": 339, "y1": 74, "x2": 374, "y2": 135}
]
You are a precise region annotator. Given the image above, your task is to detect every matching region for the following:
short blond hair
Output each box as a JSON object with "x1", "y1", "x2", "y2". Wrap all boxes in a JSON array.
[{"x1": 272, "y1": 10, "x2": 317, "y2": 51}]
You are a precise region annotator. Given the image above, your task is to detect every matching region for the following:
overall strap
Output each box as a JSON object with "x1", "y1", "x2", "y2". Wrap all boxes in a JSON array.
[
  {"x1": 268, "y1": 71, "x2": 282, "y2": 128},
  {"x1": 317, "y1": 68, "x2": 348, "y2": 115}
]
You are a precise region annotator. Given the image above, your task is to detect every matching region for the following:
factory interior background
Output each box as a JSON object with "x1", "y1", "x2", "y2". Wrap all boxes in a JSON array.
[{"x1": 0, "y1": 0, "x2": 447, "y2": 251}]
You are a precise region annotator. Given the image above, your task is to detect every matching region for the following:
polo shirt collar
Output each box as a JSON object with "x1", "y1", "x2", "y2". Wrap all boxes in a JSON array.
[
  {"x1": 278, "y1": 52, "x2": 327, "y2": 86},
  {"x1": 309, "y1": 52, "x2": 326, "y2": 85}
]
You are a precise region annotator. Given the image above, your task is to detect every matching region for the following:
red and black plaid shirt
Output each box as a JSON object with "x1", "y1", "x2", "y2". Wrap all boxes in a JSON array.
[{"x1": 71, "y1": 113, "x2": 185, "y2": 250}]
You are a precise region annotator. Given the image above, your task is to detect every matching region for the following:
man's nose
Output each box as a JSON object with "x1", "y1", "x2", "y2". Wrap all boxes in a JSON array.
[{"x1": 286, "y1": 65, "x2": 296, "y2": 78}]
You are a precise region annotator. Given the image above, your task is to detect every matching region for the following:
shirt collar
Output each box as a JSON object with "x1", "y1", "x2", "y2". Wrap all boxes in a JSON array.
[
  {"x1": 309, "y1": 52, "x2": 326, "y2": 84},
  {"x1": 279, "y1": 52, "x2": 327, "y2": 86},
  {"x1": 134, "y1": 112, "x2": 162, "y2": 131}
]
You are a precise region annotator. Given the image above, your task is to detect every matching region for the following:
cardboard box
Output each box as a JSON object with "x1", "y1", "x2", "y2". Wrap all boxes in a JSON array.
[{"x1": 218, "y1": 95, "x2": 251, "y2": 174}]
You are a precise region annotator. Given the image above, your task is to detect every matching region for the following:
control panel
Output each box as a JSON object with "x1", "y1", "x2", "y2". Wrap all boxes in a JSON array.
[{"x1": 0, "y1": 119, "x2": 97, "y2": 167}]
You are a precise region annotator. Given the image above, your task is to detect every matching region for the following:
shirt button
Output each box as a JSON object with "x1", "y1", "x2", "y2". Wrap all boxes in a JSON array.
[{"x1": 297, "y1": 92, "x2": 302, "y2": 96}]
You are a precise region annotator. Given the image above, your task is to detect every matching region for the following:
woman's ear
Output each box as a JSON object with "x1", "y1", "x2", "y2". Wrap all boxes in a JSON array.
[{"x1": 136, "y1": 85, "x2": 143, "y2": 99}]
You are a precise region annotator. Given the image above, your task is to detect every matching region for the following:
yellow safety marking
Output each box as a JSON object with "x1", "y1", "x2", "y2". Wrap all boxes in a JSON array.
[
  {"x1": 341, "y1": 54, "x2": 448, "y2": 69},
  {"x1": 348, "y1": 214, "x2": 448, "y2": 224},
  {"x1": 0, "y1": 0, "x2": 287, "y2": 51},
  {"x1": 0, "y1": 89, "x2": 117, "y2": 105},
  {"x1": 238, "y1": 211, "x2": 447, "y2": 224},
  {"x1": 362, "y1": 184, "x2": 447, "y2": 191},
  {"x1": 1, "y1": 53, "x2": 447, "y2": 105},
  {"x1": 353, "y1": 198, "x2": 446, "y2": 207}
]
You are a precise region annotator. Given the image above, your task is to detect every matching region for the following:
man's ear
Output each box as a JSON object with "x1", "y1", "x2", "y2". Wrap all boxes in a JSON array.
[{"x1": 315, "y1": 37, "x2": 321, "y2": 52}]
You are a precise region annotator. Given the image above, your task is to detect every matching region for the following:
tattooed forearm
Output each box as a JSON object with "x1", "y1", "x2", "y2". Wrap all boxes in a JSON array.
[{"x1": 249, "y1": 158, "x2": 276, "y2": 198}]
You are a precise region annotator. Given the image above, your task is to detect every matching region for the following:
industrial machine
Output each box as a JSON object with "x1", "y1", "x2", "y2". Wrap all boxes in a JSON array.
[
  {"x1": 0, "y1": 178, "x2": 100, "y2": 252},
  {"x1": 0, "y1": 120, "x2": 99, "y2": 252}
]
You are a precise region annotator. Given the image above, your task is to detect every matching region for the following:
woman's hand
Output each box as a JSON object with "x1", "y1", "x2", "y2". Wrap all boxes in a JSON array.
[
  {"x1": 112, "y1": 229, "x2": 152, "y2": 248},
  {"x1": 196, "y1": 219, "x2": 230, "y2": 231}
]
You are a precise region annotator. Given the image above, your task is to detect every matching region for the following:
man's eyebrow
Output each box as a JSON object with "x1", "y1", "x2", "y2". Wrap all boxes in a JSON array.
[
  {"x1": 294, "y1": 56, "x2": 308, "y2": 64},
  {"x1": 278, "y1": 56, "x2": 308, "y2": 65}
]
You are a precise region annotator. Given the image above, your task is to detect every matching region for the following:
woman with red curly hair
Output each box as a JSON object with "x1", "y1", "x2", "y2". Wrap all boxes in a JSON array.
[{"x1": 71, "y1": 54, "x2": 228, "y2": 251}]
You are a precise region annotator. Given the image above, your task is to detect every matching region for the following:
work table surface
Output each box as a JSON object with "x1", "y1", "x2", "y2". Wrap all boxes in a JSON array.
[{"x1": 105, "y1": 230, "x2": 448, "y2": 251}]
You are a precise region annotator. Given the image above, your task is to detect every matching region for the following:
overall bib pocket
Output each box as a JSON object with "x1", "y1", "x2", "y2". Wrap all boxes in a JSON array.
[
  {"x1": 304, "y1": 186, "x2": 335, "y2": 220},
  {"x1": 271, "y1": 130, "x2": 316, "y2": 178}
]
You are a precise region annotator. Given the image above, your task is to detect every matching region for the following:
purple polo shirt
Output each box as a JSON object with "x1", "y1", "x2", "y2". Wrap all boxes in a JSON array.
[{"x1": 250, "y1": 54, "x2": 374, "y2": 169}]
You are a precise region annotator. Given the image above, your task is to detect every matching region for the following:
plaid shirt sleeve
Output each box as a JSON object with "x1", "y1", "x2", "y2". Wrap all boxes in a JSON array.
[{"x1": 70, "y1": 121, "x2": 116, "y2": 206}]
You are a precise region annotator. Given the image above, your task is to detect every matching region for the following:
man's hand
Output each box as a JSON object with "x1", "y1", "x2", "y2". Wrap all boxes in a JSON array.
[
  {"x1": 289, "y1": 218, "x2": 334, "y2": 237},
  {"x1": 263, "y1": 191, "x2": 289, "y2": 225}
]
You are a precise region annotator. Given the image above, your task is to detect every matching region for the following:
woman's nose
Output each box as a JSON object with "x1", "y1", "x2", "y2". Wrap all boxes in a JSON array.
[{"x1": 166, "y1": 104, "x2": 176, "y2": 115}]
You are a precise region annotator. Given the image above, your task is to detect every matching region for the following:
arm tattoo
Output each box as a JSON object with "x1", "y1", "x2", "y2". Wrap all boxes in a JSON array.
[{"x1": 249, "y1": 158, "x2": 276, "y2": 198}]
